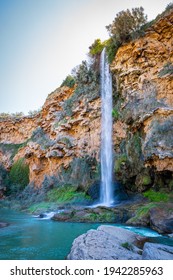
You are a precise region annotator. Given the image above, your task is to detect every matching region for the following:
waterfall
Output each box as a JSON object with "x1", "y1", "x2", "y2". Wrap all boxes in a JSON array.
[{"x1": 100, "y1": 48, "x2": 113, "y2": 207}]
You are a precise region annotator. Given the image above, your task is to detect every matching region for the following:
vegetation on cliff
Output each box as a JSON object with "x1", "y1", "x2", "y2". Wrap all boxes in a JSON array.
[{"x1": 6, "y1": 158, "x2": 29, "y2": 195}]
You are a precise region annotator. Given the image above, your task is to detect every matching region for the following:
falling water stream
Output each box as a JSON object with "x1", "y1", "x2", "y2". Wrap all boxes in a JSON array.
[{"x1": 100, "y1": 48, "x2": 113, "y2": 206}]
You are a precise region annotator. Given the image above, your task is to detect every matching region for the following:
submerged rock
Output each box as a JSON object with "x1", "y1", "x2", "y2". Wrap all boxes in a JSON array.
[
  {"x1": 0, "y1": 222, "x2": 9, "y2": 228},
  {"x1": 52, "y1": 205, "x2": 135, "y2": 223},
  {"x1": 67, "y1": 225, "x2": 144, "y2": 260},
  {"x1": 142, "y1": 242, "x2": 173, "y2": 260}
]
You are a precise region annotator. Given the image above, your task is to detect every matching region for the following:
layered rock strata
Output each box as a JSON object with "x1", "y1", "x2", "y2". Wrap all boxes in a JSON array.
[{"x1": 111, "y1": 9, "x2": 173, "y2": 191}]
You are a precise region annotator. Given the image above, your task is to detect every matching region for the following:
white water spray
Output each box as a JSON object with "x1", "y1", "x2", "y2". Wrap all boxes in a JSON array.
[{"x1": 100, "y1": 49, "x2": 113, "y2": 207}]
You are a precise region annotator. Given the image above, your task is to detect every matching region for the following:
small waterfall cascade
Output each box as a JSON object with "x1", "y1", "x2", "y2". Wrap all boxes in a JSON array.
[{"x1": 100, "y1": 48, "x2": 113, "y2": 207}]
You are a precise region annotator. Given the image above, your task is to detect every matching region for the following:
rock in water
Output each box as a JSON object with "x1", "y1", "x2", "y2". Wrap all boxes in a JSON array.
[
  {"x1": 67, "y1": 225, "x2": 143, "y2": 260},
  {"x1": 0, "y1": 222, "x2": 9, "y2": 228},
  {"x1": 142, "y1": 243, "x2": 173, "y2": 260},
  {"x1": 150, "y1": 204, "x2": 173, "y2": 234}
]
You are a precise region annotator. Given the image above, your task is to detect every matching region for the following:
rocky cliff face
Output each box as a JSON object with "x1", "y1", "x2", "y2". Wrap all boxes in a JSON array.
[
  {"x1": 111, "y1": 9, "x2": 173, "y2": 192},
  {"x1": 0, "y1": 9, "x2": 172, "y2": 197},
  {"x1": 0, "y1": 83, "x2": 100, "y2": 191}
]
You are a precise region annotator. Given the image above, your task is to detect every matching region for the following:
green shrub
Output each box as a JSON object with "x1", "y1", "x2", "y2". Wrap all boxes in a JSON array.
[
  {"x1": 112, "y1": 108, "x2": 119, "y2": 120},
  {"x1": 28, "y1": 202, "x2": 55, "y2": 213},
  {"x1": 142, "y1": 175, "x2": 152, "y2": 186},
  {"x1": 89, "y1": 39, "x2": 106, "y2": 56},
  {"x1": 0, "y1": 112, "x2": 24, "y2": 120},
  {"x1": 115, "y1": 154, "x2": 128, "y2": 173},
  {"x1": 133, "y1": 132, "x2": 142, "y2": 155},
  {"x1": 61, "y1": 75, "x2": 75, "y2": 88},
  {"x1": 0, "y1": 142, "x2": 28, "y2": 159},
  {"x1": 121, "y1": 242, "x2": 133, "y2": 251},
  {"x1": 127, "y1": 203, "x2": 157, "y2": 224},
  {"x1": 105, "y1": 38, "x2": 120, "y2": 63},
  {"x1": 158, "y1": 62, "x2": 173, "y2": 77},
  {"x1": 8, "y1": 158, "x2": 29, "y2": 193},
  {"x1": 27, "y1": 109, "x2": 40, "y2": 117},
  {"x1": 47, "y1": 185, "x2": 91, "y2": 204},
  {"x1": 135, "y1": 203, "x2": 157, "y2": 217},
  {"x1": 143, "y1": 189, "x2": 169, "y2": 202}
]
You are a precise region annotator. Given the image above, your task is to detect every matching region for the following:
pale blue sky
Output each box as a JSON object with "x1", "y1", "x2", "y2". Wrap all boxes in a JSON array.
[{"x1": 0, "y1": 0, "x2": 171, "y2": 114}]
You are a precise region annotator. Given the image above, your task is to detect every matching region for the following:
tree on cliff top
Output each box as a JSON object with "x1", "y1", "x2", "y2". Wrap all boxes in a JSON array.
[
  {"x1": 89, "y1": 39, "x2": 106, "y2": 56},
  {"x1": 106, "y1": 7, "x2": 147, "y2": 45}
]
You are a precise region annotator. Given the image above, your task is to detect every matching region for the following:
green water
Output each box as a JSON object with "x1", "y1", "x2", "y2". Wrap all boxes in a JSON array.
[{"x1": 0, "y1": 209, "x2": 173, "y2": 260}]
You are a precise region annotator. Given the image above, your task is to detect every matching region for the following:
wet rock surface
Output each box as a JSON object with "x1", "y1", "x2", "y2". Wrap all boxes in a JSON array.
[{"x1": 52, "y1": 203, "x2": 141, "y2": 223}]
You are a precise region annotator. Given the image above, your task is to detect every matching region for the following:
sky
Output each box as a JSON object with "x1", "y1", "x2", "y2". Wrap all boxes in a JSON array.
[{"x1": 0, "y1": 0, "x2": 172, "y2": 114}]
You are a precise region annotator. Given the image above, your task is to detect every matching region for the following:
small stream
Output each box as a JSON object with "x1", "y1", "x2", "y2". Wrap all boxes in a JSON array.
[{"x1": 0, "y1": 209, "x2": 173, "y2": 260}]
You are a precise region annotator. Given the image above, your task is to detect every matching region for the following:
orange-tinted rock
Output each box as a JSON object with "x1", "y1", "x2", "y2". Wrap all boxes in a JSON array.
[{"x1": 111, "y1": 9, "x2": 173, "y2": 173}]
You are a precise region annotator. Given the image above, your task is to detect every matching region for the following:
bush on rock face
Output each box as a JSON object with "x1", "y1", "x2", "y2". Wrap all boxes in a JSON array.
[
  {"x1": 46, "y1": 185, "x2": 91, "y2": 205},
  {"x1": 143, "y1": 189, "x2": 169, "y2": 202},
  {"x1": 6, "y1": 158, "x2": 29, "y2": 195},
  {"x1": 61, "y1": 75, "x2": 75, "y2": 88}
]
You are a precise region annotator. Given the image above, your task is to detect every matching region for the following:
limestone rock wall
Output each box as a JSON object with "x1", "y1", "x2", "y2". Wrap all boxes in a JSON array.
[
  {"x1": 111, "y1": 9, "x2": 173, "y2": 191},
  {"x1": 0, "y1": 86, "x2": 101, "y2": 189}
]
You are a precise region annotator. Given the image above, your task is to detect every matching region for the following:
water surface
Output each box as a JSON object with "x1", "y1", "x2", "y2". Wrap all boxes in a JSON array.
[{"x1": 0, "y1": 209, "x2": 173, "y2": 260}]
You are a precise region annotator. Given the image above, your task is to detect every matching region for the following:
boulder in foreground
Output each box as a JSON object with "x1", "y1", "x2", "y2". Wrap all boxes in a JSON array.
[
  {"x1": 67, "y1": 225, "x2": 173, "y2": 260},
  {"x1": 142, "y1": 242, "x2": 173, "y2": 260},
  {"x1": 67, "y1": 226, "x2": 144, "y2": 260}
]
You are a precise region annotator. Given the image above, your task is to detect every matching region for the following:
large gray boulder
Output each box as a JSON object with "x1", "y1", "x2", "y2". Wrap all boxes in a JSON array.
[
  {"x1": 150, "y1": 204, "x2": 173, "y2": 234},
  {"x1": 142, "y1": 242, "x2": 173, "y2": 260},
  {"x1": 67, "y1": 225, "x2": 143, "y2": 260}
]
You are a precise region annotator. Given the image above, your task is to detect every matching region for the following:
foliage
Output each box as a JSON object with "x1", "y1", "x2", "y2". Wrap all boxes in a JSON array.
[
  {"x1": 0, "y1": 142, "x2": 28, "y2": 159},
  {"x1": 121, "y1": 242, "x2": 133, "y2": 251},
  {"x1": 62, "y1": 60, "x2": 99, "y2": 116},
  {"x1": 133, "y1": 132, "x2": 142, "y2": 155},
  {"x1": 46, "y1": 185, "x2": 91, "y2": 204},
  {"x1": 105, "y1": 38, "x2": 120, "y2": 63},
  {"x1": 165, "y1": 2, "x2": 173, "y2": 12},
  {"x1": 142, "y1": 175, "x2": 152, "y2": 186},
  {"x1": 143, "y1": 189, "x2": 169, "y2": 202},
  {"x1": 106, "y1": 7, "x2": 147, "y2": 45},
  {"x1": 85, "y1": 211, "x2": 114, "y2": 222},
  {"x1": 61, "y1": 75, "x2": 76, "y2": 88},
  {"x1": 0, "y1": 112, "x2": 11, "y2": 119},
  {"x1": 127, "y1": 203, "x2": 157, "y2": 225},
  {"x1": 112, "y1": 107, "x2": 119, "y2": 120},
  {"x1": 115, "y1": 154, "x2": 128, "y2": 173},
  {"x1": 28, "y1": 202, "x2": 56, "y2": 213},
  {"x1": 158, "y1": 62, "x2": 173, "y2": 77},
  {"x1": 7, "y1": 158, "x2": 29, "y2": 194},
  {"x1": 53, "y1": 118, "x2": 67, "y2": 128},
  {"x1": 75, "y1": 60, "x2": 93, "y2": 85},
  {"x1": 56, "y1": 135, "x2": 74, "y2": 148},
  {"x1": 31, "y1": 127, "x2": 54, "y2": 149},
  {"x1": 0, "y1": 112, "x2": 24, "y2": 120},
  {"x1": 27, "y1": 109, "x2": 40, "y2": 117},
  {"x1": 89, "y1": 39, "x2": 106, "y2": 56}
]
